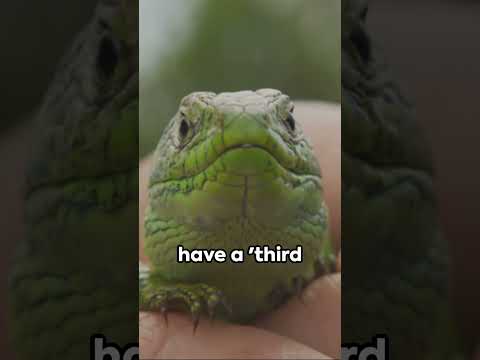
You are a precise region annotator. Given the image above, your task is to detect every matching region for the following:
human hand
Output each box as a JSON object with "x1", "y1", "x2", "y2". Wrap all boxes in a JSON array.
[{"x1": 139, "y1": 101, "x2": 341, "y2": 359}]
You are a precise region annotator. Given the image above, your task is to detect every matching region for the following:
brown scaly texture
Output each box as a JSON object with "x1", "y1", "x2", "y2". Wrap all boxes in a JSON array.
[{"x1": 342, "y1": 1, "x2": 453, "y2": 359}]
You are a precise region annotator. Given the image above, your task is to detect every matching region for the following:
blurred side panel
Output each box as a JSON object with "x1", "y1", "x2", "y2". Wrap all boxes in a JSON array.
[
  {"x1": 369, "y1": 0, "x2": 480, "y2": 354},
  {"x1": 2, "y1": 1, "x2": 139, "y2": 359}
]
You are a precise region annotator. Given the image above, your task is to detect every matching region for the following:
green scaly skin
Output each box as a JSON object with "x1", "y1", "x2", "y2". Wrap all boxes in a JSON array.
[
  {"x1": 140, "y1": 89, "x2": 335, "y2": 324},
  {"x1": 342, "y1": 1, "x2": 456, "y2": 359},
  {"x1": 8, "y1": 1, "x2": 138, "y2": 359}
]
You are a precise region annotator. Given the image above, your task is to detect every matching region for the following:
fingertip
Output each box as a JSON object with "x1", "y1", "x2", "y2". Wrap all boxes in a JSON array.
[
  {"x1": 139, "y1": 311, "x2": 330, "y2": 359},
  {"x1": 139, "y1": 312, "x2": 168, "y2": 359},
  {"x1": 256, "y1": 274, "x2": 341, "y2": 359},
  {"x1": 302, "y1": 273, "x2": 341, "y2": 303},
  {"x1": 279, "y1": 341, "x2": 332, "y2": 359}
]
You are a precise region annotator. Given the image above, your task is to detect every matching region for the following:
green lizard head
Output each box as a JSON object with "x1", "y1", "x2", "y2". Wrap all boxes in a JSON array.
[{"x1": 148, "y1": 89, "x2": 325, "y2": 231}]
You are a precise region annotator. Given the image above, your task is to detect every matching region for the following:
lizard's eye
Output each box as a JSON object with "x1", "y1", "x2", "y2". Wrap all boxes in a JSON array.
[
  {"x1": 178, "y1": 112, "x2": 191, "y2": 144},
  {"x1": 350, "y1": 25, "x2": 371, "y2": 63},
  {"x1": 179, "y1": 119, "x2": 189, "y2": 138},
  {"x1": 97, "y1": 36, "x2": 119, "y2": 80},
  {"x1": 284, "y1": 112, "x2": 296, "y2": 133}
]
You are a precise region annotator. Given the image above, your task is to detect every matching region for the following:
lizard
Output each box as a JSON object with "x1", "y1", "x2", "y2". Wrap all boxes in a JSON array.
[
  {"x1": 139, "y1": 89, "x2": 336, "y2": 325},
  {"x1": 342, "y1": 1, "x2": 457, "y2": 359},
  {"x1": 8, "y1": 0, "x2": 139, "y2": 359}
]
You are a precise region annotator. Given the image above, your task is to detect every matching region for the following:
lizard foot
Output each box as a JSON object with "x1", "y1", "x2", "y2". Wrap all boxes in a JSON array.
[
  {"x1": 314, "y1": 254, "x2": 337, "y2": 277},
  {"x1": 141, "y1": 282, "x2": 232, "y2": 331}
]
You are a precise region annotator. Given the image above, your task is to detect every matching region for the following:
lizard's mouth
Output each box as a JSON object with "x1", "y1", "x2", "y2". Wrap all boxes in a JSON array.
[
  {"x1": 213, "y1": 143, "x2": 292, "y2": 177},
  {"x1": 156, "y1": 136, "x2": 321, "y2": 188},
  {"x1": 150, "y1": 139, "x2": 323, "y2": 224},
  {"x1": 156, "y1": 140, "x2": 320, "y2": 190}
]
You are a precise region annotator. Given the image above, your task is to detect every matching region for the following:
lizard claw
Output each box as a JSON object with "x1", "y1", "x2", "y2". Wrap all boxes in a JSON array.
[
  {"x1": 207, "y1": 298, "x2": 217, "y2": 323},
  {"x1": 314, "y1": 255, "x2": 336, "y2": 277},
  {"x1": 292, "y1": 276, "x2": 307, "y2": 303},
  {"x1": 314, "y1": 258, "x2": 328, "y2": 277},
  {"x1": 140, "y1": 281, "x2": 232, "y2": 330},
  {"x1": 206, "y1": 289, "x2": 233, "y2": 319},
  {"x1": 191, "y1": 307, "x2": 201, "y2": 334},
  {"x1": 161, "y1": 305, "x2": 169, "y2": 326},
  {"x1": 220, "y1": 297, "x2": 233, "y2": 315}
]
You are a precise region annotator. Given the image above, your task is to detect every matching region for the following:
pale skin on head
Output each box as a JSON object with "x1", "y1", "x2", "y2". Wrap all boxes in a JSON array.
[{"x1": 139, "y1": 101, "x2": 341, "y2": 359}]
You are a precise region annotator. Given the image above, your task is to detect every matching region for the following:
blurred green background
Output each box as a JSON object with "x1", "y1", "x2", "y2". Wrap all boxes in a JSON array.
[{"x1": 140, "y1": 0, "x2": 340, "y2": 157}]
